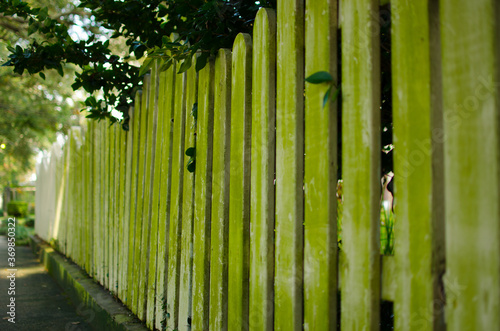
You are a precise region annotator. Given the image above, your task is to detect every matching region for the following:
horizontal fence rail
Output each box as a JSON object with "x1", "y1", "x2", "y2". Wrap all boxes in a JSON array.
[{"x1": 36, "y1": 0, "x2": 500, "y2": 330}]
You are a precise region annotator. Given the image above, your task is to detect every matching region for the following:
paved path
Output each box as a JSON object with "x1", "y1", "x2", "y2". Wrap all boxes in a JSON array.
[{"x1": 0, "y1": 235, "x2": 94, "y2": 331}]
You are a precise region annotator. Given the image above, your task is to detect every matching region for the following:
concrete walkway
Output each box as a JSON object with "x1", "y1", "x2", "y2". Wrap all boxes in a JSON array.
[{"x1": 0, "y1": 235, "x2": 94, "y2": 331}]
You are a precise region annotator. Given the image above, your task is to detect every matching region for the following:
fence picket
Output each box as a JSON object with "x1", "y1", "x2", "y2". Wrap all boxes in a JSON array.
[
  {"x1": 146, "y1": 60, "x2": 168, "y2": 328},
  {"x1": 117, "y1": 119, "x2": 128, "y2": 300},
  {"x1": 228, "y1": 33, "x2": 252, "y2": 331},
  {"x1": 340, "y1": 0, "x2": 381, "y2": 329},
  {"x1": 209, "y1": 48, "x2": 232, "y2": 331},
  {"x1": 166, "y1": 61, "x2": 187, "y2": 330},
  {"x1": 275, "y1": 0, "x2": 304, "y2": 329},
  {"x1": 127, "y1": 90, "x2": 143, "y2": 308},
  {"x1": 191, "y1": 58, "x2": 215, "y2": 331},
  {"x1": 441, "y1": 0, "x2": 500, "y2": 329},
  {"x1": 391, "y1": 1, "x2": 445, "y2": 330},
  {"x1": 137, "y1": 62, "x2": 159, "y2": 321},
  {"x1": 178, "y1": 56, "x2": 198, "y2": 331},
  {"x1": 249, "y1": 9, "x2": 276, "y2": 331},
  {"x1": 131, "y1": 75, "x2": 151, "y2": 315},
  {"x1": 303, "y1": 0, "x2": 338, "y2": 329},
  {"x1": 154, "y1": 59, "x2": 177, "y2": 331}
]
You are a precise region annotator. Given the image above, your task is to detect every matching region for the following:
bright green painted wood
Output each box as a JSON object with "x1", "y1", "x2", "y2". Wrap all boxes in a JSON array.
[
  {"x1": 75, "y1": 127, "x2": 83, "y2": 265},
  {"x1": 60, "y1": 130, "x2": 69, "y2": 255},
  {"x1": 82, "y1": 123, "x2": 88, "y2": 271},
  {"x1": 249, "y1": 9, "x2": 276, "y2": 331},
  {"x1": 177, "y1": 56, "x2": 198, "y2": 329},
  {"x1": 146, "y1": 61, "x2": 168, "y2": 328},
  {"x1": 99, "y1": 120, "x2": 106, "y2": 285},
  {"x1": 127, "y1": 90, "x2": 143, "y2": 308},
  {"x1": 440, "y1": 0, "x2": 500, "y2": 329},
  {"x1": 304, "y1": 0, "x2": 338, "y2": 330},
  {"x1": 391, "y1": 1, "x2": 445, "y2": 330},
  {"x1": 108, "y1": 120, "x2": 116, "y2": 291},
  {"x1": 155, "y1": 59, "x2": 177, "y2": 331},
  {"x1": 113, "y1": 124, "x2": 121, "y2": 294},
  {"x1": 67, "y1": 128, "x2": 75, "y2": 258},
  {"x1": 209, "y1": 48, "x2": 231, "y2": 331},
  {"x1": 137, "y1": 63, "x2": 159, "y2": 321},
  {"x1": 85, "y1": 122, "x2": 94, "y2": 274},
  {"x1": 132, "y1": 75, "x2": 151, "y2": 314},
  {"x1": 178, "y1": 56, "x2": 198, "y2": 331},
  {"x1": 92, "y1": 121, "x2": 101, "y2": 280},
  {"x1": 228, "y1": 33, "x2": 252, "y2": 331},
  {"x1": 340, "y1": 0, "x2": 381, "y2": 329},
  {"x1": 166, "y1": 62, "x2": 187, "y2": 330},
  {"x1": 275, "y1": 0, "x2": 304, "y2": 329},
  {"x1": 120, "y1": 105, "x2": 134, "y2": 302},
  {"x1": 117, "y1": 121, "x2": 127, "y2": 300},
  {"x1": 191, "y1": 58, "x2": 214, "y2": 331},
  {"x1": 101, "y1": 119, "x2": 109, "y2": 289}
]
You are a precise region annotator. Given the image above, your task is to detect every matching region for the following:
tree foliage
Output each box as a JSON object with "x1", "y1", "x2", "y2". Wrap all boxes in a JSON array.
[
  {"x1": 1, "y1": 0, "x2": 276, "y2": 130},
  {"x1": 0, "y1": 0, "x2": 79, "y2": 187}
]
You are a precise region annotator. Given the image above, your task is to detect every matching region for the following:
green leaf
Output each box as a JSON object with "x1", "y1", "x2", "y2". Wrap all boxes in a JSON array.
[
  {"x1": 305, "y1": 71, "x2": 333, "y2": 84},
  {"x1": 159, "y1": 59, "x2": 172, "y2": 72},
  {"x1": 39, "y1": 72, "x2": 46, "y2": 80},
  {"x1": 177, "y1": 56, "x2": 192, "y2": 73},
  {"x1": 322, "y1": 85, "x2": 341, "y2": 108},
  {"x1": 139, "y1": 57, "x2": 154, "y2": 76},
  {"x1": 195, "y1": 53, "x2": 209, "y2": 72},
  {"x1": 185, "y1": 147, "x2": 196, "y2": 157},
  {"x1": 27, "y1": 23, "x2": 38, "y2": 36},
  {"x1": 187, "y1": 159, "x2": 196, "y2": 173}
]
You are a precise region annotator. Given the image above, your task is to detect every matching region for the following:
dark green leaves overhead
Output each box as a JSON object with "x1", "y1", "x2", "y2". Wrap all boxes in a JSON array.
[{"x1": 1, "y1": 0, "x2": 276, "y2": 129}]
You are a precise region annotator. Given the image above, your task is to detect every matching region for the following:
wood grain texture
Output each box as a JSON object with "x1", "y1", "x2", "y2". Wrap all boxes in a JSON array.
[
  {"x1": 303, "y1": 0, "x2": 338, "y2": 330},
  {"x1": 249, "y1": 8, "x2": 276, "y2": 331},
  {"x1": 228, "y1": 32, "x2": 252, "y2": 331},
  {"x1": 209, "y1": 48, "x2": 232, "y2": 331},
  {"x1": 275, "y1": 0, "x2": 304, "y2": 329},
  {"x1": 340, "y1": 0, "x2": 381, "y2": 329},
  {"x1": 191, "y1": 58, "x2": 215, "y2": 331},
  {"x1": 441, "y1": 0, "x2": 500, "y2": 329}
]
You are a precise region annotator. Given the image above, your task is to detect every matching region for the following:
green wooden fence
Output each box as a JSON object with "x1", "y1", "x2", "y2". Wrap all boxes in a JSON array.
[{"x1": 35, "y1": 0, "x2": 500, "y2": 330}]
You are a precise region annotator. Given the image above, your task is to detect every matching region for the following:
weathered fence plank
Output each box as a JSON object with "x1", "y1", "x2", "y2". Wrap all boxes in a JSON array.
[
  {"x1": 146, "y1": 60, "x2": 168, "y2": 329},
  {"x1": 166, "y1": 61, "x2": 187, "y2": 330},
  {"x1": 275, "y1": 0, "x2": 304, "y2": 329},
  {"x1": 113, "y1": 123, "x2": 122, "y2": 294},
  {"x1": 117, "y1": 117, "x2": 128, "y2": 301},
  {"x1": 127, "y1": 90, "x2": 143, "y2": 308},
  {"x1": 191, "y1": 58, "x2": 214, "y2": 331},
  {"x1": 154, "y1": 60, "x2": 177, "y2": 331},
  {"x1": 340, "y1": 0, "x2": 381, "y2": 329},
  {"x1": 178, "y1": 56, "x2": 198, "y2": 331},
  {"x1": 209, "y1": 48, "x2": 232, "y2": 331},
  {"x1": 249, "y1": 8, "x2": 276, "y2": 331},
  {"x1": 228, "y1": 32, "x2": 252, "y2": 331},
  {"x1": 303, "y1": 0, "x2": 338, "y2": 330},
  {"x1": 99, "y1": 120, "x2": 107, "y2": 286},
  {"x1": 92, "y1": 121, "x2": 101, "y2": 281},
  {"x1": 441, "y1": 0, "x2": 500, "y2": 329},
  {"x1": 85, "y1": 122, "x2": 94, "y2": 275},
  {"x1": 108, "y1": 119, "x2": 115, "y2": 291},
  {"x1": 137, "y1": 62, "x2": 159, "y2": 321},
  {"x1": 391, "y1": 1, "x2": 445, "y2": 330},
  {"x1": 131, "y1": 75, "x2": 151, "y2": 314}
]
